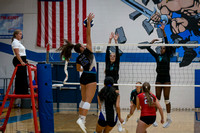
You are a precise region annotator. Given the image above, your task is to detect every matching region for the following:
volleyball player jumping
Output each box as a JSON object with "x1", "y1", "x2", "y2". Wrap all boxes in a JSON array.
[
  {"x1": 105, "y1": 32, "x2": 120, "y2": 92},
  {"x1": 57, "y1": 13, "x2": 96, "y2": 133}
]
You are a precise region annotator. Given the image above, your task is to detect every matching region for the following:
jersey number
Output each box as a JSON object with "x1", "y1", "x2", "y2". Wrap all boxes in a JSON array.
[{"x1": 144, "y1": 97, "x2": 153, "y2": 104}]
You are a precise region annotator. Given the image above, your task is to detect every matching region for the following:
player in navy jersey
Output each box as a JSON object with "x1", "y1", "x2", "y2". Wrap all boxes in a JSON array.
[
  {"x1": 57, "y1": 13, "x2": 96, "y2": 133},
  {"x1": 136, "y1": 82, "x2": 164, "y2": 133},
  {"x1": 96, "y1": 76, "x2": 123, "y2": 133},
  {"x1": 123, "y1": 82, "x2": 142, "y2": 124}
]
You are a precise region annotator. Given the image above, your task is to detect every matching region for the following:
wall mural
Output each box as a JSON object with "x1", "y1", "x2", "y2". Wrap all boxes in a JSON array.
[{"x1": 122, "y1": 0, "x2": 200, "y2": 67}]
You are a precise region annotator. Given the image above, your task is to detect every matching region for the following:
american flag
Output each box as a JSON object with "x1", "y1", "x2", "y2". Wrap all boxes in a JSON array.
[{"x1": 37, "y1": 0, "x2": 87, "y2": 48}]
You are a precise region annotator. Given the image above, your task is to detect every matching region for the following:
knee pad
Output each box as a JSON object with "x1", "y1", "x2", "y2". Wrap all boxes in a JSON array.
[
  {"x1": 79, "y1": 100, "x2": 84, "y2": 108},
  {"x1": 165, "y1": 100, "x2": 170, "y2": 105},
  {"x1": 82, "y1": 102, "x2": 91, "y2": 110}
]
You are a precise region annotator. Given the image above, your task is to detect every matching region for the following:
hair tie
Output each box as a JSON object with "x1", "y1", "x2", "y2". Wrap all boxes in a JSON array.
[
  {"x1": 145, "y1": 86, "x2": 148, "y2": 89},
  {"x1": 62, "y1": 56, "x2": 66, "y2": 61},
  {"x1": 107, "y1": 84, "x2": 112, "y2": 87}
]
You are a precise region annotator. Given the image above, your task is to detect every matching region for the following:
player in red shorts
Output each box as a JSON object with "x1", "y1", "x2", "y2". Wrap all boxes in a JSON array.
[{"x1": 136, "y1": 82, "x2": 164, "y2": 133}]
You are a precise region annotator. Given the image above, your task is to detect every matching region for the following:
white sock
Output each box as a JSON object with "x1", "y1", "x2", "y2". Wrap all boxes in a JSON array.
[{"x1": 167, "y1": 113, "x2": 171, "y2": 120}]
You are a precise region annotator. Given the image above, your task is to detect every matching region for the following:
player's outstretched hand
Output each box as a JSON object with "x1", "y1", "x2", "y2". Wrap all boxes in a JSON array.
[
  {"x1": 87, "y1": 13, "x2": 95, "y2": 23},
  {"x1": 150, "y1": 39, "x2": 159, "y2": 44}
]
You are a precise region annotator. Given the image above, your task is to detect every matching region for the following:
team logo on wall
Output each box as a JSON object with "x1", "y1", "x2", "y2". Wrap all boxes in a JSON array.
[{"x1": 121, "y1": 0, "x2": 200, "y2": 67}]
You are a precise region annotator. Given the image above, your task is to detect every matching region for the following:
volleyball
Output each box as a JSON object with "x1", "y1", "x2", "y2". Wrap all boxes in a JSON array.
[{"x1": 83, "y1": 18, "x2": 94, "y2": 27}]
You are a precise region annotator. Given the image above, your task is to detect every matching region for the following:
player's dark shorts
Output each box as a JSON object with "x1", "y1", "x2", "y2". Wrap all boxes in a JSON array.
[
  {"x1": 156, "y1": 74, "x2": 170, "y2": 83},
  {"x1": 98, "y1": 112, "x2": 117, "y2": 127},
  {"x1": 140, "y1": 116, "x2": 156, "y2": 125},
  {"x1": 132, "y1": 100, "x2": 136, "y2": 105},
  {"x1": 80, "y1": 72, "x2": 96, "y2": 85}
]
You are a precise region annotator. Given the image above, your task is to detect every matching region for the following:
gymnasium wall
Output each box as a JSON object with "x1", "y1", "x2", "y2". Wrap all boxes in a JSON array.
[{"x1": 0, "y1": 0, "x2": 199, "y2": 109}]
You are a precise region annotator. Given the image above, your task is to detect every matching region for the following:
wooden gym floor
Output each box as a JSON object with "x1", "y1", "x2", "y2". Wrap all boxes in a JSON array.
[{"x1": 1, "y1": 108, "x2": 200, "y2": 133}]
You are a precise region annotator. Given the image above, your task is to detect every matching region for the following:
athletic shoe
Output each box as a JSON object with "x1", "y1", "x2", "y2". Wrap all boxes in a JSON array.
[
  {"x1": 163, "y1": 118, "x2": 172, "y2": 128},
  {"x1": 153, "y1": 121, "x2": 158, "y2": 127},
  {"x1": 76, "y1": 118, "x2": 87, "y2": 133},
  {"x1": 122, "y1": 117, "x2": 128, "y2": 125},
  {"x1": 117, "y1": 121, "x2": 123, "y2": 132}
]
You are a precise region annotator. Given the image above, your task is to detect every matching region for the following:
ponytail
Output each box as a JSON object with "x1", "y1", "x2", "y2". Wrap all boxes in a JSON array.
[
  {"x1": 57, "y1": 40, "x2": 74, "y2": 61},
  {"x1": 98, "y1": 86, "x2": 118, "y2": 106},
  {"x1": 98, "y1": 76, "x2": 117, "y2": 105},
  {"x1": 11, "y1": 37, "x2": 14, "y2": 43},
  {"x1": 57, "y1": 40, "x2": 83, "y2": 61},
  {"x1": 142, "y1": 82, "x2": 156, "y2": 107}
]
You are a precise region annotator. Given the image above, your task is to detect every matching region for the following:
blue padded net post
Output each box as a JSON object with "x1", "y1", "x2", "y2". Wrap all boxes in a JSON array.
[{"x1": 37, "y1": 63, "x2": 54, "y2": 133}]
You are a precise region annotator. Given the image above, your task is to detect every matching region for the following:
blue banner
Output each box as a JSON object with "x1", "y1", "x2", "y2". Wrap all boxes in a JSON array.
[{"x1": 0, "y1": 14, "x2": 23, "y2": 39}]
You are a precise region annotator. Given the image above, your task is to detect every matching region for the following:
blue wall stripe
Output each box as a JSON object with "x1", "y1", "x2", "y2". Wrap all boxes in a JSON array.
[
  {"x1": 0, "y1": 41, "x2": 183, "y2": 63},
  {"x1": 0, "y1": 42, "x2": 14, "y2": 55}
]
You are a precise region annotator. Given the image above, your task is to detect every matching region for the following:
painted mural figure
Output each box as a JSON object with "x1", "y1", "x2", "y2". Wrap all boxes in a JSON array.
[
  {"x1": 151, "y1": 0, "x2": 200, "y2": 67},
  {"x1": 152, "y1": 0, "x2": 200, "y2": 37}
]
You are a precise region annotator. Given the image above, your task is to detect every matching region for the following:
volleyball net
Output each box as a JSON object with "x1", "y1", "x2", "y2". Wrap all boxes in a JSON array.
[{"x1": 52, "y1": 43, "x2": 200, "y2": 110}]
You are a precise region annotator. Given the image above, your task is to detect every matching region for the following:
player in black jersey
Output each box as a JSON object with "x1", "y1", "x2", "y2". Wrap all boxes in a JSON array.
[
  {"x1": 123, "y1": 82, "x2": 142, "y2": 124},
  {"x1": 57, "y1": 13, "x2": 96, "y2": 133},
  {"x1": 96, "y1": 76, "x2": 123, "y2": 133},
  {"x1": 105, "y1": 32, "x2": 124, "y2": 131},
  {"x1": 105, "y1": 32, "x2": 120, "y2": 92},
  {"x1": 142, "y1": 25, "x2": 176, "y2": 128}
]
